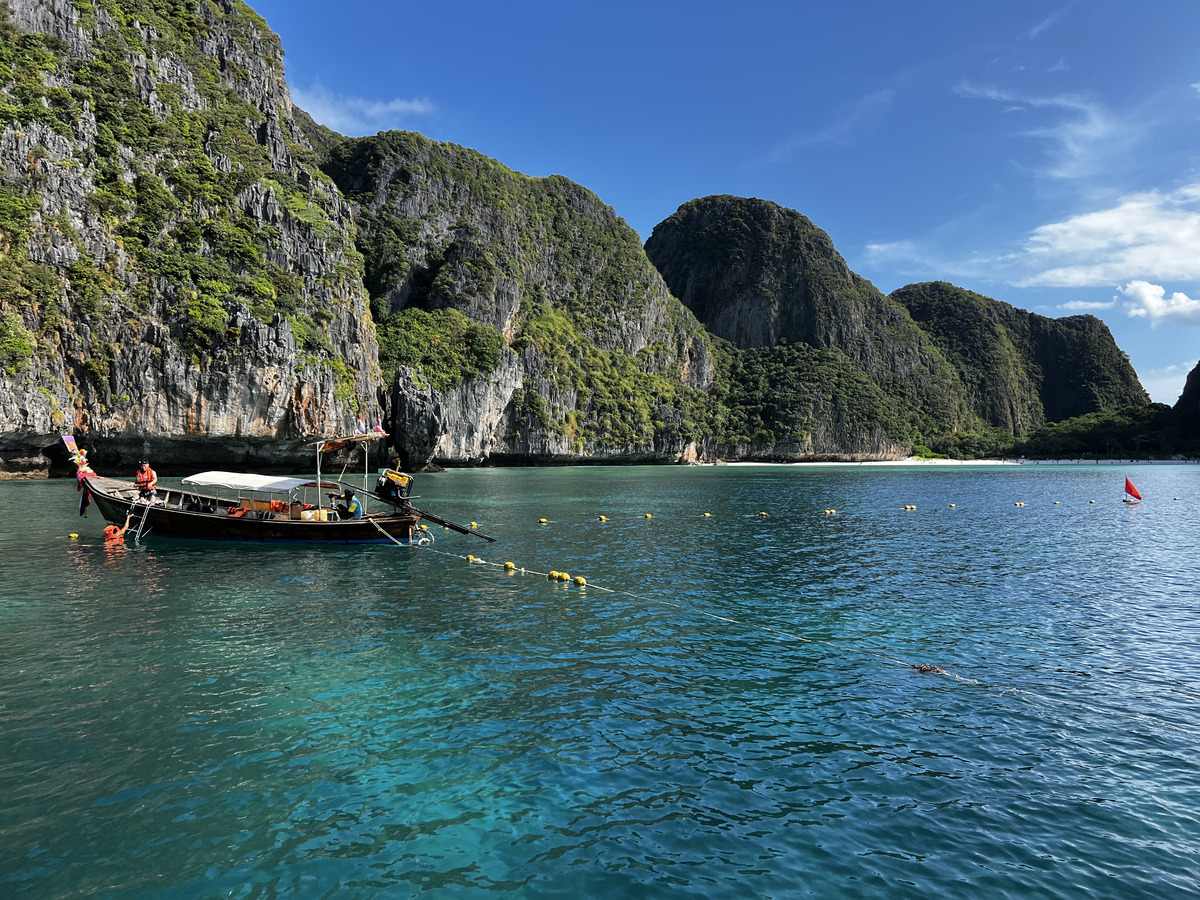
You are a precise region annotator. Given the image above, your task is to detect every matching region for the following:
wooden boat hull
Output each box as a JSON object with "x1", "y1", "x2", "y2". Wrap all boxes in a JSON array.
[{"x1": 86, "y1": 477, "x2": 418, "y2": 544}]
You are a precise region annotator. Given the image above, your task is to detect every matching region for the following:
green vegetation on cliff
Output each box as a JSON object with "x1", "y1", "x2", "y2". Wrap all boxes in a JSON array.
[
  {"x1": 707, "y1": 339, "x2": 905, "y2": 452},
  {"x1": 321, "y1": 130, "x2": 715, "y2": 454},
  {"x1": 379, "y1": 307, "x2": 503, "y2": 393},
  {"x1": 324, "y1": 131, "x2": 667, "y2": 335},
  {"x1": 0, "y1": 306, "x2": 34, "y2": 373},
  {"x1": 892, "y1": 281, "x2": 1148, "y2": 431},
  {"x1": 0, "y1": 1, "x2": 362, "y2": 364},
  {"x1": 646, "y1": 195, "x2": 977, "y2": 454},
  {"x1": 1013, "y1": 404, "x2": 1195, "y2": 458}
]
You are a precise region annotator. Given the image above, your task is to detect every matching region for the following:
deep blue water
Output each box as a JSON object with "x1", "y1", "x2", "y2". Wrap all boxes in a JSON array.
[{"x1": 2, "y1": 463, "x2": 1198, "y2": 898}]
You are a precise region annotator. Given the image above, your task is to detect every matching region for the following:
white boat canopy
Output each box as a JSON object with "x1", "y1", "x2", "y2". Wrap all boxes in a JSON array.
[{"x1": 181, "y1": 471, "x2": 333, "y2": 494}]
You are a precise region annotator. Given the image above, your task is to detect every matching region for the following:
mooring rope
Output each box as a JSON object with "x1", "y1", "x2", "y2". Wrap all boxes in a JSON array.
[
  {"x1": 391, "y1": 521, "x2": 977, "y2": 681},
  {"x1": 385, "y1": 519, "x2": 1200, "y2": 738}
]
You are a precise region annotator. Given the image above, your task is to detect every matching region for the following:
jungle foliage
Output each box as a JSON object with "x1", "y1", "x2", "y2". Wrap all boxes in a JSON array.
[
  {"x1": 378, "y1": 307, "x2": 503, "y2": 394},
  {"x1": 1012, "y1": 404, "x2": 1199, "y2": 459},
  {"x1": 707, "y1": 339, "x2": 905, "y2": 451}
]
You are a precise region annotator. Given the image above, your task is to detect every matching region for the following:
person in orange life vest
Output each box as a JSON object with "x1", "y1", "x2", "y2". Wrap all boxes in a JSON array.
[
  {"x1": 103, "y1": 511, "x2": 135, "y2": 543},
  {"x1": 135, "y1": 459, "x2": 158, "y2": 501}
]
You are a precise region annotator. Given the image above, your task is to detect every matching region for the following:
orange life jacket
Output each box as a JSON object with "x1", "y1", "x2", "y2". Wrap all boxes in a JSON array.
[
  {"x1": 103, "y1": 525, "x2": 124, "y2": 542},
  {"x1": 135, "y1": 466, "x2": 157, "y2": 488}
]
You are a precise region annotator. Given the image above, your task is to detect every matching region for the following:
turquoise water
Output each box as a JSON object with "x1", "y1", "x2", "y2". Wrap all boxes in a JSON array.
[{"x1": 2, "y1": 463, "x2": 1199, "y2": 898}]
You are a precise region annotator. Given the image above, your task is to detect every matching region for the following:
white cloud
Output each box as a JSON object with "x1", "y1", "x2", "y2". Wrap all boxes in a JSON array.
[
  {"x1": 1121, "y1": 281, "x2": 1200, "y2": 326},
  {"x1": 1028, "y1": 11, "x2": 1063, "y2": 39},
  {"x1": 956, "y1": 82, "x2": 1123, "y2": 180},
  {"x1": 1138, "y1": 358, "x2": 1198, "y2": 404},
  {"x1": 1058, "y1": 299, "x2": 1115, "y2": 311},
  {"x1": 1019, "y1": 184, "x2": 1200, "y2": 287},
  {"x1": 291, "y1": 83, "x2": 435, "y2": 136},
  {"x1": 863, "y1": 239, "x2": 924, "y2": 266}
]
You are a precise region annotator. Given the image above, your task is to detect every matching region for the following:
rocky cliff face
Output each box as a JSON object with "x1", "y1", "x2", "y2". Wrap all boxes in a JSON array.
[
  {"x1": 0, "y1": 0, "x2": 380, "y2": 475},
  {"x1": 0, "y1": 1, "x2": 1163, "y2": 475},
  {"x1": 645, "y1": 195, "x2": 972, "y2": 448},
  {"x1": 320, "y1": 131, "x2": 716, "y2": 468},
  {"x1": 892, "y1": 281, "x2": 1149, "y2": 434},
  {"x1": 645, "y1": 196, "x2": 1149, "y2": 448},
  {"x1": 1174, "y1": 360, "x2": 1200, "y2": 428}
]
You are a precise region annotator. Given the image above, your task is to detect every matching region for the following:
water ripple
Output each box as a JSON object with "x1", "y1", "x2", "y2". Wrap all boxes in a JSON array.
[{"x1": 2, "y1": 467, "x2": 1199, "y2": 897}]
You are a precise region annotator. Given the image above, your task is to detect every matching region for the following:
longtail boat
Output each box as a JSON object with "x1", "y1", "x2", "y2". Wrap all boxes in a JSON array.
[{"x1": 63, "y1": 434, "x2": 494, "y2": 544}]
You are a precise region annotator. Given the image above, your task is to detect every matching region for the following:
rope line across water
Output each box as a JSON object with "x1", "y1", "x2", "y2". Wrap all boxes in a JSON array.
[{"x1": 375, "y1": 518, "x2": 1200, "y2": 739}]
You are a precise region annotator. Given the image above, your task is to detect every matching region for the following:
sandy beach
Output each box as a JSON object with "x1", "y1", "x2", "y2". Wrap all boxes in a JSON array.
[{"x1": 725, "y1": 457, "x2": 1194, "y2": 467}]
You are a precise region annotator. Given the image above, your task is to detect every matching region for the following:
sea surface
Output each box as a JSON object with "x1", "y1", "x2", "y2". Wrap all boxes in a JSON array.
[{"x1": 2, "y1": 463, "x2": 1198, "y2": 899}]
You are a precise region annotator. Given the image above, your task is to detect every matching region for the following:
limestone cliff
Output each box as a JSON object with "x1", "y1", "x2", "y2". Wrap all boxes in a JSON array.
[
  {"x1": 320, "y1": 131, "x2": 715, "y2": 468},
  {"x1": 645, "y1": 195, "x2": 1149, "y2": 455},
  {"x1": 645, "y1": 195, "x2": 972, "y2": 454},
  {"x1": 0, "y1": 0, "x2": 380, "y2": 475},
  {"x1": 1174, "y1": 360, "x2": 1200, "y2": 429},
  {"x1": 0, "y1": 1, "x2": 1163, "y2": 474},
  {"x1": 892, "y1": 281, "x2": 1149, "y2": 433}
]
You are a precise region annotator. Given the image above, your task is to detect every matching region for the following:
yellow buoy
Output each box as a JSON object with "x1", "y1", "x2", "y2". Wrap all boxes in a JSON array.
[
  {"x1": 469, "y1": 522, "x2": 478, "y2": 528},
  {"x1": 597, "y1": 515, "x2": 607, "y2": 521},
  {"x1": 466, "y1": 555, "x2": 474, "y2": 563},
  {"x1": 644, "y1": 513, "x2": 652, "y2": 519},
  {"x1": 69, "y1": 533, "x2": 78, "y2": 539},
  {"x1": 1053, "y1": 501, "x2": 1061, "y2": 505},
  {"x1": 703, "y1": 512, "x2": 712, "y2": 518},
  {"x1": 558, "y1": 572, "x2": 570, "y2": 582},
  {"x1": 504, "y1": 561, "x2": 515, "y2": 570},
  {"x1": 539, "y1": 518, "x2": 548, "y2": 524},
  {"x1": 548, "y1": 570, "x2": 559, "y2": 580},
  {"x1": 949, "y1": 504, "x2": 956, "y2": 508},
  {"x1": 1089, "y1": 500, "x2": 1096, "y2": 504},
  {"x1": 758, "y1": 511, "x2": 768, "y2": 517},
  {"x1": 420, "y1": 524, "x2": 428, "y2": 530},
  {"x1": 573, "y1": 576, "x2": 586, "y2": 586}
]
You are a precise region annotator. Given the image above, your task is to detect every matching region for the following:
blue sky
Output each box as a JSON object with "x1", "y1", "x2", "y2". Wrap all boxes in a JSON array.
[{"x1": 249, "y1": 0, "x2": 1200, "y2": 403}]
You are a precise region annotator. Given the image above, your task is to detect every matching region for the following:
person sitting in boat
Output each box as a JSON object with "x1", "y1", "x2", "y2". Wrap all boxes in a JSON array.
[
  {"x1": 135, "y1": 459, "x2": 158, "y2": 501},
  {"x1": 335, "y1": 488, "x2": 363, "y2": 520},
  {"x1": 103, "y1": 511, "x2": 134, "y2": 544}
]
